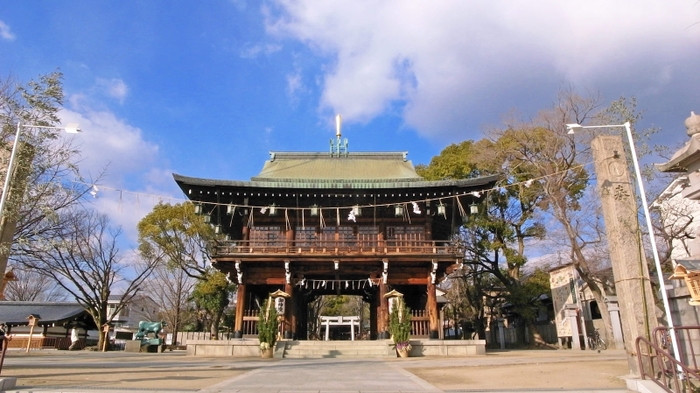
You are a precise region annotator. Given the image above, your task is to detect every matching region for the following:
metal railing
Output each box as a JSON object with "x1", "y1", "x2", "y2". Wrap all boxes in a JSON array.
[
  {"x1": 0, "y1": 335, "x2": 7, "y2": 375},
  {"x1": 214, "y1": 239, "x2": 459, "y2": 257},
  {"x1": 636, "y1": 326, "x2": 700, "y2": 392}
]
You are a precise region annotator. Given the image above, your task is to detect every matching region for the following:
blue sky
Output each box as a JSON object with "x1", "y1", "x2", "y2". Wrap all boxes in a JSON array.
[{"x1": 1, "y1": 0, "x2": 699, "y2": 245}]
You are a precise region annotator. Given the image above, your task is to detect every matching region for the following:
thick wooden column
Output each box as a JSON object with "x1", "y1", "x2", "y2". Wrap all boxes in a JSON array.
[
  {"x1": 233, "y1": 284, "x2": 247, "y2": 338},
  {"x1": 284, "y1": 282, "x2": 296, "y2": 339},
  {"x1": 369, "y1": 294, "x2": 378, "y2": 340},
  {"x1": 427, "y1": 281, "x2": 439, "y2": 339},
  {"x1": 377, "y1": 282, "x2": 389, "y2": 338}
]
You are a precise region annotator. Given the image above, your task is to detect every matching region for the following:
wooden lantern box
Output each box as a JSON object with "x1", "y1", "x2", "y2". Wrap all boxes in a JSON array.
[{"x1": 670, "y1": 260, "x2": 700, "y2": 306}]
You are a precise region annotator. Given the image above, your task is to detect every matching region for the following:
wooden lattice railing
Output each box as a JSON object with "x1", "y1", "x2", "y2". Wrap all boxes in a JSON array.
[{"x1": 214, "y1": 239, "x2": 458, "y2": 257}]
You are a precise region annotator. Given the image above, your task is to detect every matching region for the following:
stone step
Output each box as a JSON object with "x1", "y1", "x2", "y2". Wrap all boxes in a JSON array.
[{"x1": 281, "y1": 340, "x2": 396, "y2": 358}]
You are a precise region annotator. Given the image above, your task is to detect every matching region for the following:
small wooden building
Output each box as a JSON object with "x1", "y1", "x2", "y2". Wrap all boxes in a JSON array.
[{"x1": 174, "y1": 145, "x2": 497, "y2": 340}]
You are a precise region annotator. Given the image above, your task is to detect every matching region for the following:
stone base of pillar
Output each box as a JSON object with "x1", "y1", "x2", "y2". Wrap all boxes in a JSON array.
[
  {"x1": 377, "y1": 331, "x2": 390, "y2": 339},
  {"x1": 232, "y1": 330, "x2": 242, "y2": 339},
  {"x1": 284, "y1": 331, "x2": 293, "y2": 339},
  {"x1": 429, "y1": 330, "x2": 439, "y2": 339}
]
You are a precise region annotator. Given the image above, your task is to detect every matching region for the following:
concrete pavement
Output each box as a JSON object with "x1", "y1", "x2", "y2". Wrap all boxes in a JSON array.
[{"x1": 0, "y1": 348, "x2": 639, "y2": 393}]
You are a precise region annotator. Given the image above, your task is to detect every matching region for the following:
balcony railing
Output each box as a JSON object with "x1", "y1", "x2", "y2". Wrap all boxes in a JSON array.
[{"x1": 213, "y1": 239, "x2": 460, "y2": 257}]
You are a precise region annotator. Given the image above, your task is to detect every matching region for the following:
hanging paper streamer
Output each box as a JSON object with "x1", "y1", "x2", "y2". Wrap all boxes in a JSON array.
[
  {"x1": 412, "y1": 202, "x2": 421, "y2": 214},
  {"x1": 296, "y1": 278, "x2": 380, "y2": 289}
]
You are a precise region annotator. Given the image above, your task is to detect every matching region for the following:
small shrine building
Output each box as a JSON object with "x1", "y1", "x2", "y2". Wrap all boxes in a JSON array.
[{"x1": 174, "y1": 133, "x2": 497, "y2": 341}]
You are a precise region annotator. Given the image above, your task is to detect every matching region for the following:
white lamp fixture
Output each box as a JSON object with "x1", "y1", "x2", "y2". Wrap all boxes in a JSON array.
[
  {"x1": 194, "y1": 204, "x2": 202, "y2": 215},
  {"x1": 310, "y1": 204, "x2": 319, "y2": 217},
  {"x1": 567, "y1": 121, "x2": 682, "y2": 364},
  {"x1": 437, "y1": 202, "x2": 446, "y2": 218},
  {"x1": 470, "y1": 203, "x2": 479, "y2": 214},
  {"x1": 351, "y1": 205, "x2": 361, "y2": 216},
  {"x1": 394, "y1": 204, "x2": 404, "y2": 217}
]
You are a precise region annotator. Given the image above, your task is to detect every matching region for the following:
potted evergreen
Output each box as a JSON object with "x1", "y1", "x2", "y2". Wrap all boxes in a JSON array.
[
  {"x1": 258, "y1": 297, "x2": 279, "y2": 358},
  {"x1": 388, "y1": 297, "x2": 412, "y2": 358}
]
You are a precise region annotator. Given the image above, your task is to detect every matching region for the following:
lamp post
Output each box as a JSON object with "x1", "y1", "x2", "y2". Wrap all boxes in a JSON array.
[
  {"x1": 0, "y1": 122, "x2": 80, "y2": 276},
  {"x1": 566, "y1": 121, "x2": 682, "y2": 364}
]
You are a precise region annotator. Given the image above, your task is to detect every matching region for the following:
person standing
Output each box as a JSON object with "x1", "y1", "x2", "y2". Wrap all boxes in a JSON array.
[{"x1": 68, "y1": 327, "x2": 79, "y2": 350}]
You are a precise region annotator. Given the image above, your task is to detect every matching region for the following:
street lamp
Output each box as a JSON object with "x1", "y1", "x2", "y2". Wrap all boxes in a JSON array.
[
  {"x1": 0, "y1": 122, "x2": 81, "y2": 246},
  {"x1": 566, "y1": 121, "x2": 682, "y2": 363}
]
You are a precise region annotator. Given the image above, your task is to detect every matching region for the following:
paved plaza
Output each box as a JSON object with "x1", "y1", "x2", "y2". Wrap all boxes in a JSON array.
[{"x1": 0, "y1": 348, "x2": 636, "y2": 393}]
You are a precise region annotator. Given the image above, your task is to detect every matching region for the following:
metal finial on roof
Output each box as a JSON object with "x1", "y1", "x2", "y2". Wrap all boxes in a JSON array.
[
  {"x1": 330, "y1": 114, "x2": 349, "y2": 157},
  {"x1": 336, "y1": 114, "x2": 342, "y2": 137}
]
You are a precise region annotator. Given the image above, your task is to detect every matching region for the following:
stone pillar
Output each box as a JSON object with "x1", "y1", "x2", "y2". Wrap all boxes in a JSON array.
[
  {"x1": 565, "y1": 305, "x2": 581, "y2": 350},
  {"x1": 497, "y1": 319, "x2": 506, "y2": 349},
  {"x1": 591, "y1": 135, "x2": 658, "y2": 374},
  {"x1": 606, "y1": 297, "x2": 625, "y2": 349},
  {"x1": 233, "y1": 284, "x2": 247, "y2": 338}
]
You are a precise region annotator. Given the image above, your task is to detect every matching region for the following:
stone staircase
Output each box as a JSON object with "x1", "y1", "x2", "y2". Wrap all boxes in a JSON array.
[{"x1": 280, "y1": 340, "x2": 395, "y2": 358}]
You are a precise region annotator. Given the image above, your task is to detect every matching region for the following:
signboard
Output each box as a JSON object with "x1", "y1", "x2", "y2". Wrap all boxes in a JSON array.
[{"x1": 549, "y1": 265, "x2": 576, "y2": 337}]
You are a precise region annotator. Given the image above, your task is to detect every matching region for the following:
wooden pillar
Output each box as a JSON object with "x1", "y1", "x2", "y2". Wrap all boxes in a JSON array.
[
  {"x1": 241, "y1": 209, "x2": 253, "y2": 241},
  {"x1": 427, "y1": 281, "x2": 439, "y2": 339},
  {"x1": 284, "y1": 282, "x2": 296, "y2": 339},
  {"x1": 297, "y1": 295, "x2": 308, "y2": 340},
  {"x1": 233, "y1": 284, "x2": 247, "y2": 338},
  {"x1": 425, "y1": 205, "x2": 433, "y2": 241},
  {"x1": 378, "y1": 223, "x2": 385, "y2": 248},
  {"x1": 378, "y1": 283, "x2": 388, "y2": 338},
  {"x1": 369, "y1": 292, "x2": 378, "y2": 340}
]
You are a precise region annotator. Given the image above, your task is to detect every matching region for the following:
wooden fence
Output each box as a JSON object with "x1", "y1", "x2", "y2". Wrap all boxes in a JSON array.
[
  {"x1": 5, "y1": 337, "x2": 84, "y2": 350},
  {"x1": 411, "y1": 310, "x2": 430, "y2": 337}
]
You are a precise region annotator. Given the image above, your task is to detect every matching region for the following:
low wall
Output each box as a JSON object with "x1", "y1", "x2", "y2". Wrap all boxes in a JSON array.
[
  {"x1": 186, "y1": 338, "x2": 486, "y2": 357},
  {"x1": 186, "y1": 339, "x2": 261, "y2": 357},
  {"x1": 409, "y1": 339, "x2": 486, "y2": 356}
]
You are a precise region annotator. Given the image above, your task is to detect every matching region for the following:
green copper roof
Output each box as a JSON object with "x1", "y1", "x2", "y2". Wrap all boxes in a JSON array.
[
  {"x1": 173, "y1": 151, "x2": 499, "y2": 190},
  {"x1": 252, "y1": 152, "x2": 422, "y2": 181}
]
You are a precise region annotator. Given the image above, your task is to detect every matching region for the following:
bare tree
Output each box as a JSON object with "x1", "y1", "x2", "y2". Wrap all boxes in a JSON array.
[
  {"x1": 21, "y1": 208, "x2": 158, "y2": 349},
  {"x1": 3, "y1": 265, "x2": 67, "y2": 301},
  {"x1": 145, "y1": 263, "x2": 196, "y2": 346}
]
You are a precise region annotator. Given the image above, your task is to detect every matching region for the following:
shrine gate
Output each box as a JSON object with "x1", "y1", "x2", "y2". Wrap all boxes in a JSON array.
[{"x1": 174, "y1": 146, "x2": 496, "y2": 340}]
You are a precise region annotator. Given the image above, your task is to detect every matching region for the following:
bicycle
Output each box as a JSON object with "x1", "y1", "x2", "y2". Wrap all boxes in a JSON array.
[{"x1": 587, "y1": 328, "x2": 607, "y2": 351}]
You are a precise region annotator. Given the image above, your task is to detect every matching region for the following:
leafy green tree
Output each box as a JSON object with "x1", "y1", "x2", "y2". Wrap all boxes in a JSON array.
[
  {"x1": 190, "y1": 270, "x2": 235, "y2": 338},
  {"x1": 137, "y1": 202, "x2": 214, "y2": 279},
  {"x1": 0, "y1": 72, "x2": 95, "y2": 283},
  {"x1": 138, "y1": 202, "x2": 236, "y2": 337}
]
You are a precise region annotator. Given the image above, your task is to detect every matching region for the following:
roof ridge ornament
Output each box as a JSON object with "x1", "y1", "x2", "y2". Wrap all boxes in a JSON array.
[{"x1": 330, "y1": 114, "x2": 349, "y2": 157}]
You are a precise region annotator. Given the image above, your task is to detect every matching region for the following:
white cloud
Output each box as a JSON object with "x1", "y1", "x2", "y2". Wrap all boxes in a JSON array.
[
  {"x1": 96, "y1": 78, "x2": 129, "y2": 104},
  {"x1": 58, "y1": 100, "x2": 179, "y2": 244},
  {"x1": 265, "y1": 0, "x2": 700, "y2": 138},
  {"x1": 240, "y1": 43, "x2": 282, "y2": 58},
  {"x1": 0, "y1": 20, "x2": 15, "y2": 41},
  {"x1": 286, "y1": 70, "x2": 303, "y2": 103}
]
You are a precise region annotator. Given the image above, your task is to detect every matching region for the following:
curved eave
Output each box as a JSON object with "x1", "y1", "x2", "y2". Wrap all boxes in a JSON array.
[
  {"x1": 657, "y1": 135, "x2": 700, "y2": 173},
  {"x1": 173, "y1": 173, "x2": 500, "y2": 191}
]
